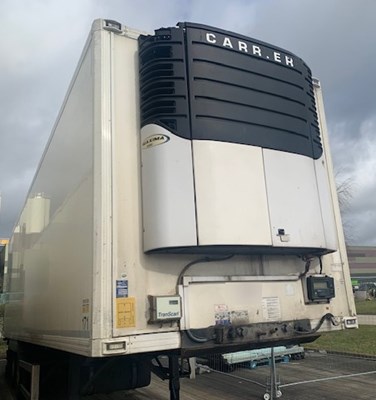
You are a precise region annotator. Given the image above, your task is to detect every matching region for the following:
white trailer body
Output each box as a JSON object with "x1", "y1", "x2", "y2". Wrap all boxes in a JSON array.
[{"x1": 3, "y1": 19, "x2": 356, "y2": 396}]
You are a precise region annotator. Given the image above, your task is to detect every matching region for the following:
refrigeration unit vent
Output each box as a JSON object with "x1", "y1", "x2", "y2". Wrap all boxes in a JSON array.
[
  {"x1": 139, "y1": 23, "x2": 322, "y2": 159},
  {"x1": 139, "y1": 29, "x2": 191, "y2": 140},
  {"x1": 138, "y1": 22, "x2": 337, "y2": 256}
]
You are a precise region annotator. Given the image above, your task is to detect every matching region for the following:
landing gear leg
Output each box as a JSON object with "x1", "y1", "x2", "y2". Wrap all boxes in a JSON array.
[
  {"x1": 264, "y1": 348, "x2": 282, "y2": 399},
  {"x1": 168, "y1": 354, "x2": 180, "y2": 400}
]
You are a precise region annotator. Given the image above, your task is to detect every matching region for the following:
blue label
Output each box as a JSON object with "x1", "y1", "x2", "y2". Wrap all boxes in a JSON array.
[{"x1": 116, "y1": 280, "x2": 128, "y2": 298}]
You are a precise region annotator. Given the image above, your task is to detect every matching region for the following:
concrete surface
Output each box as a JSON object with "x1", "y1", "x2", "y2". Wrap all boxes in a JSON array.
[{"x1": 1, "y1": 352, "x2": 376, "y2": 400}]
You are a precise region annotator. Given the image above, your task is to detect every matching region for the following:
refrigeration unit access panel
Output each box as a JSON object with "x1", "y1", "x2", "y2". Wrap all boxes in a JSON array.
[{"x1": 138, "y1": 22, "x2": 337, "y2": 257}]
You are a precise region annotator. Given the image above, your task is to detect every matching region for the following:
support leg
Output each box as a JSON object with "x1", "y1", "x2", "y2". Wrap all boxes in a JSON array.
[
  {"x1": 270, "y1": 347, "x2": 276, "y2": 399},
  {"x1": 168, "y1": 355, "x2": 180, "y2": 400},
  {"x1": 189, "y1": 357, "x2": 196, "y2": 379},
  {"x1": 264, "y1": 348, "x2": 282, "y2": 400}
]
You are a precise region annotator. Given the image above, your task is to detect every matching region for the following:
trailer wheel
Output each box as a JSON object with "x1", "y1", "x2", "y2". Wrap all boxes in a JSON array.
[{"x1": 5, "y1": 349, "x2": 18, "y2": 387}]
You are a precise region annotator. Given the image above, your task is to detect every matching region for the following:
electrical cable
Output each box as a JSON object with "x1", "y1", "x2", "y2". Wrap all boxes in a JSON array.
[
  {"x1": 298, "y1": 258, "x2": 311, "y2": 279},
  {"x1": 294, "y1": 312, "x2": 338, "y2": 334},
  {"x1": 318, "y1": 256, "x2": 323, "y2": 274},
  {"x1": 185, "y1": 328, "x2": 214, "y2": 343},
  {"x1": 177, "y1": 254, "x2": 234, "y2": 343},
  {"x1": 298, "y1": 255, "x2": 323, "y2": 279},
  {"x1": 176, "y1": 254, "x2": 234, "y2": 289}
]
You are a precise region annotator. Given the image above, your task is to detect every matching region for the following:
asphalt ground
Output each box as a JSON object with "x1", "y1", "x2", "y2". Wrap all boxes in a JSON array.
[{"x1": 1, "y1": 352, "x2": 376, "y2": 399}]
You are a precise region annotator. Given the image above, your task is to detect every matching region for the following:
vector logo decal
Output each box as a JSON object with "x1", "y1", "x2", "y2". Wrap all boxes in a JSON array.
[{"x1": 142, "y1": 134, "x2": 170, "y2": 149}]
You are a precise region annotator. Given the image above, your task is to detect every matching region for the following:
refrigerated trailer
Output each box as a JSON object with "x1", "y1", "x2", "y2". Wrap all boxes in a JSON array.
[{"x1": 3, "y1": 19, "x2": 357, "y2": 398}]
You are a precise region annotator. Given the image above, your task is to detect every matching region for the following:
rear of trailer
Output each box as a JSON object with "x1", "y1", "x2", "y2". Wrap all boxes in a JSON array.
[{"x1": 3, "y1": 19, "x2": 356, "y2": 397}]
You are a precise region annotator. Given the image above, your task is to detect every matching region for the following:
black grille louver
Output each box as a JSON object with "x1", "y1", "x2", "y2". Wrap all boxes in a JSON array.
[
  {"x1": 138, "y1": 22, "x2": 323, "y2": 159},
  {"x1": 138, "y1": 27, "x2": 190, "y2": 138}
]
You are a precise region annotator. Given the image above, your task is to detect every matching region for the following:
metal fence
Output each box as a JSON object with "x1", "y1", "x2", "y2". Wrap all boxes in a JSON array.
[{"x1": 195, "y1": 341, "x2": 376, "y2": 400}]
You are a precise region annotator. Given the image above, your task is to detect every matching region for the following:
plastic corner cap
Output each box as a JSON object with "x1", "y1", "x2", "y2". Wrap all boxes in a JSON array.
[
  {"x1": 91, "y1": 19, "x2": 105, "y2": 32},
  {"x1": 312, "y1": 77, "x2": 321, "y2": 88},
  {"x1": 91, "y1": 19, "x2": 124, "y2": 34}
]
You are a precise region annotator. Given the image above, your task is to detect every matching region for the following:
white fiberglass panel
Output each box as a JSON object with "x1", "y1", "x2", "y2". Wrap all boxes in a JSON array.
[
  {"x1": 141, "y1": 124, "x2": 197, "y2": 251},
  {"x1": 263, "y1": 149, "x2": 325, "y2": 249},
  {"x1": 314, "y1": 157, "x2": 337, "y2": 251},
  {"x1": 5, "y1": 36, "x2": 94, "y2": 340},
  {"x1": 183, "y1": 280, "x2": 307, "y2": 329},
  {"x1": 193, "y1": 140, "x2": 271, "y2": 246}
]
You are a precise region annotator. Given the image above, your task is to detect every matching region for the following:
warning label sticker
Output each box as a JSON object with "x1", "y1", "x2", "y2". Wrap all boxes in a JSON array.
[
  {"x1": 262, "y1": 297, "x2": 281, "y2": 321},
  {"x1": 116, "y1": 297, "x2": 136, "y2": 328},
  {"x1": 214, "y1": 304, "x2": 230, "y2": 325},
  {"x1": 230, "y1": 310, "x2": 249, "y2": 325}
]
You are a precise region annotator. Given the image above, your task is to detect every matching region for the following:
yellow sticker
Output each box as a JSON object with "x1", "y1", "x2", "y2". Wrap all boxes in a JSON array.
[{"x1": 116, "y1": 297, "x2": 136, "y2": 328}]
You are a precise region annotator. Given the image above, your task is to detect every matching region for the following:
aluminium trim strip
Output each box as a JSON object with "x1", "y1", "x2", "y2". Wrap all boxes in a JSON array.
[{"x1": 182, "y1": 275, "x2": 300, "y2": 286}]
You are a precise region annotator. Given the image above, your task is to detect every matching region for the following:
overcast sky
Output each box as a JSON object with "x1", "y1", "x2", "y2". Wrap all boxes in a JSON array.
[{"x1": 0, "y1": 0, "x2": 375, "y2": 245}]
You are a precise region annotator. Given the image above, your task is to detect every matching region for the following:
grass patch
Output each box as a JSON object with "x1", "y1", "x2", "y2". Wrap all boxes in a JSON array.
[
  {"x1": 355, "y1": 299, "x2": 376, "y2": 315},
  {"x1": 306, "y1": 325, "x2": 376, "y2": 356}
]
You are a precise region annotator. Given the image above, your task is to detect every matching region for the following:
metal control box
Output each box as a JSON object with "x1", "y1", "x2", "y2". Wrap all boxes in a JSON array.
[
  {"x1": 149, "y1": 296, "x2": 182, "y2": 323},
  {"x1": 306, "y1": 276, "x2": 335, "y2": 303}
]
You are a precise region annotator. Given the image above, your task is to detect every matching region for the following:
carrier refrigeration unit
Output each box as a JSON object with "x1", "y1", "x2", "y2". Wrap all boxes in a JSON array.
[{"x1": 2, "y1": 19, "x2": 356, "y2": 398}]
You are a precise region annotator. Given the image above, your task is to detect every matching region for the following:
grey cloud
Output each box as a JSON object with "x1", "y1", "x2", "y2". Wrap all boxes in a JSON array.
[{"x1": 0, "y1": 0, "x2": 375, "y2": 245}]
